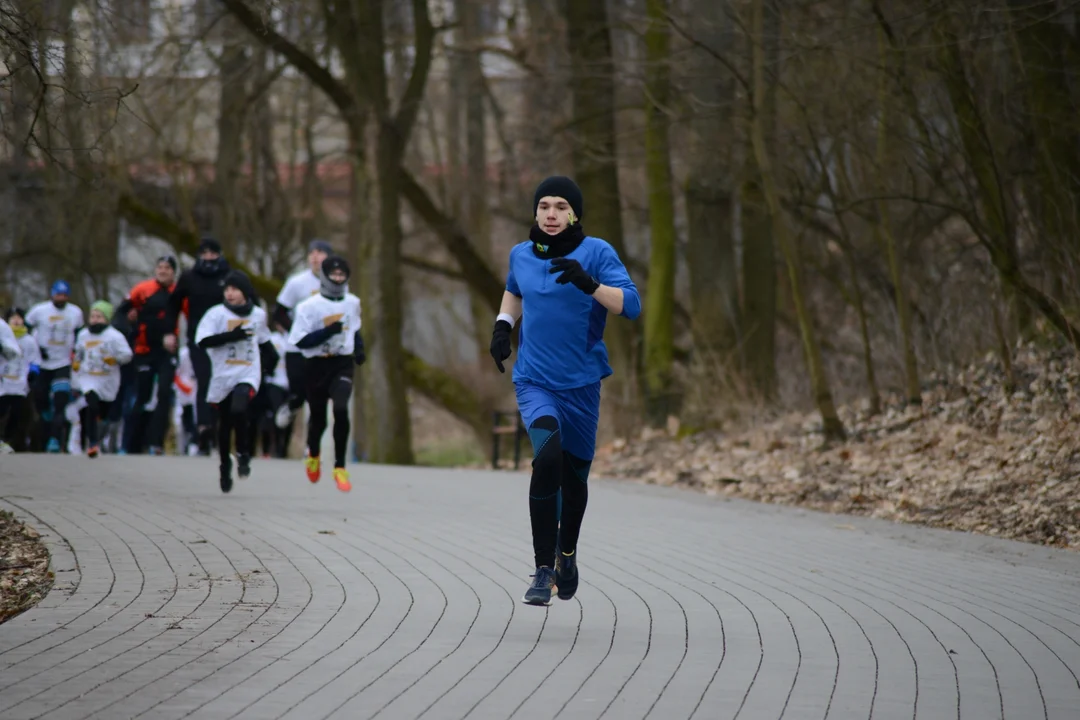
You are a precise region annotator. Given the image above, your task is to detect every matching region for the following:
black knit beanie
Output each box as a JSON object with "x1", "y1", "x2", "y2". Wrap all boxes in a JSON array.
[
  {"x1": 533, "y1": 176, "x2": 583, "y2": 221},
  {"x1": 223, "y1": 270, "x2": 255, "y2": 302}
]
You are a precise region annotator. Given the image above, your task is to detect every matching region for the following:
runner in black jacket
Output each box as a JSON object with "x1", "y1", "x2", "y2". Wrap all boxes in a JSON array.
[{"x1": 167, "y1": 237, "x2": 235, "y2": 454}]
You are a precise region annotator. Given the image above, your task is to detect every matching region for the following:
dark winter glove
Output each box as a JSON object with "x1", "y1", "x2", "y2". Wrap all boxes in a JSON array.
[
  {"x1": 39, "y1": 347, "x2": 50, "y2": 362},
  {"x1": 549, "y1": 257, "x2": 600, "y2": 295},
  {"x1": 490, "y1": 319, "x2": 512, "y2": 373},
  {"x1": 225, "y1": 326, "x2": 254, "y2": 342},
  {"x1": 198, "y1": 326, "x2": 252, "y2": 349},
  {"x1": 353, "y1": 331, "x2": 366, "y2": 366}
]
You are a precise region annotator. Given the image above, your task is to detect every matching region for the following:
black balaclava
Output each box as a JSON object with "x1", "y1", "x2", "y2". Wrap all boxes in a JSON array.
[
  {"x1": 195, "y1": 236, "x2": 226, "y2": 276},
  {"x1": 223, "y1": 270, "x2": 255, "y2": 317},
  {"x1": 530, "y1": 175, "x2": 586, "y2": 259},
  {"x1": 320, "y1": 255, "x2": 350, "y2": 300}
]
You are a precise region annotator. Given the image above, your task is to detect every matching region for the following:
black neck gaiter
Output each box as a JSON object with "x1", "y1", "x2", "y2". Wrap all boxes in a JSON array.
[{"x1": 529, "y1": 223, "x2": 585, "y2": 259}]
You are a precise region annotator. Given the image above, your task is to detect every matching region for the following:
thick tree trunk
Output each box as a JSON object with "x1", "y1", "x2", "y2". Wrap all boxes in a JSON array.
[
  {"x1": 458, "y1": 0, "x2": 494, "y2": 365},
  {"x1": 740, "y1": 1, "x2": 779, "y2": 402},
  {"x1": 563, "y1": 0, "x2": 639, "y2": 432},
  {"x1": 214, "y1": 40, "x2": 248, "y2": 255},
  {"x1": 642, "y1": 0, "x2": 679, "y2": 426},
  {"x1": 740, "y1": 177, "x2": 777, "y2": 400},
  {"x1": 684, "y1": 0, "x2": 738, "y2": 375}
]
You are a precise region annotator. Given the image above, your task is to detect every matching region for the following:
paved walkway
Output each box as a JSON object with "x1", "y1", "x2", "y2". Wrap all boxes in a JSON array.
[{"x1": 1, "y1": 455, "x2": 1079, "y2": 719}]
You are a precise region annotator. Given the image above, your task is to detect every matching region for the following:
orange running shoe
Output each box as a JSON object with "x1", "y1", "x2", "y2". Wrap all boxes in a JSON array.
[
  {"x1": 305, "y1": 454, "x2": 321, "y2": 483},
  {"x1": 332, "y1": 467, "x2": 351, "y2": 492},
  {"x1": 87, "y1": 445, "x2": 99, "y2": 458}
]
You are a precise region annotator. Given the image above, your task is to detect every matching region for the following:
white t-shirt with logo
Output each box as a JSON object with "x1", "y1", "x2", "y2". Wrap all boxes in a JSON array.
[
  {"x1": 0, "y1": 332, "x2": 41, "y2": 397},
  {"x1": 25, "y1": 301, "x2": 84, "y2": 371},
  {"x1": 275, "y1": 269, "x2": 321, "y2": 354},
  {"x1": 73, "y1": 327, "x2": 134, "y2": 402},
  {"x1": 194, "y1": 304, "x2": 271, "y2": 403},
  {"x1": 287, "y1": 293, "x2": 362, "y2": 359},
  {"x1": 267, "y1": 331, "x2": 289, "y2": 390}
]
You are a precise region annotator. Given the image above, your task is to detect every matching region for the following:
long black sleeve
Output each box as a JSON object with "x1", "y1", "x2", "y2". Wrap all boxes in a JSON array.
[
  {"x1": 271, "y1": 303, "x2": 293, "y2": 332},
  {"x1": 259, "y1": 340, "x2": 279, "y2": 375},
  {"x1": 165, "y1": 272, "x2": 188, "y2": 329},
  {"x1": 197, "y1": 327, "x2": 248, "y2": 349},
  {"x1": 295, "y1": 323, "x2": 341, "y2": 349}
]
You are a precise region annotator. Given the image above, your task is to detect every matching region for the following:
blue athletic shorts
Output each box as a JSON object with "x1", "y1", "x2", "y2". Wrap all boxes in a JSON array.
[{"x1": 515, "y1": 380, "x2": 602, "y2": 461}]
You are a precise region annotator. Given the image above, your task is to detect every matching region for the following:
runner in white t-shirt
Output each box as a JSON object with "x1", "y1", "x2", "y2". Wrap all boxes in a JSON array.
[
  {"x1": 0, "y1": 311, "x2": 39, "y2": 453},
  {"x1": 287, "y1": 255, "x2": 364, "y2": 493},
  {"x1": 195, "y1": 270, "x2": 279, "y2": 493},
  {"x1": 272, "y1": 239, "x2": 331, "y2": 430},
  {"x1": 25, "y1": 280, "x2": 84, "y2": 452},
  {"x1": 72, "y1": 301, "x2": 134, "y2": 457}
]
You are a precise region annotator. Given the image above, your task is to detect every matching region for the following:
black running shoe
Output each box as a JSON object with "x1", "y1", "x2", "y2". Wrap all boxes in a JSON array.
[
  {"x1": 220, "y1": 459, "x2": 233, "y2": 493},
  {"x1": 522, "y1": 566, "x2": 556, "y2": 606},
  {"x1": 555, "y1": 550, "x2": 578, "y2": 600},
  {"x1": 237, "y1": 454, "x2": 251, "y2": 479}
]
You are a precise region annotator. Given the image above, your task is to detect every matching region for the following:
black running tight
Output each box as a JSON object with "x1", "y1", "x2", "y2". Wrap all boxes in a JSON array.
[
  {"x1": 307, "y1": 374, "x2": 351, "y2": 468},
  {"x1": 527, "y1": 415, "x2": 591, "y2": 569},
  {"x1": 216, "y1": 384, "x2": 255, "y2": 464},
  {"x1": 82, "y1": 391, "x2": 113, "y2": 448}
]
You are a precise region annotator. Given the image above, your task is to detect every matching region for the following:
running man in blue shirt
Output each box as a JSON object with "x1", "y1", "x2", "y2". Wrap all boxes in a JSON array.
[{"x1": 490, "y1": 176, "x2": 641, "y2": 606}]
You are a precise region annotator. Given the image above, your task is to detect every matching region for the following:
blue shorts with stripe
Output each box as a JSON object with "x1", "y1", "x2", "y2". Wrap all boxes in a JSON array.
[{"x1": 514, "y1": 380, "x2": 601, "y2": 461}]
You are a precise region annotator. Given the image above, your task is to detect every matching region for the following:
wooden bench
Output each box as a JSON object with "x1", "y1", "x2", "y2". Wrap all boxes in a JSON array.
[{"x1": 490, "y1": 410, "x2": 526, "y2": 469}]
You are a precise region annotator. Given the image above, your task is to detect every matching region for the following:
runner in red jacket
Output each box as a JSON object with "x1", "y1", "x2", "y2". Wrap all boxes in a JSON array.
[{"x1": 116, "y1": 256, "x2": 179, "y2": 454}]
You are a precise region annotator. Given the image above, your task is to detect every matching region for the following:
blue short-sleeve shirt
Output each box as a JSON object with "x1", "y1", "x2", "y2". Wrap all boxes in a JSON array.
[{"x1": 505, "y1": 236, "x2": 641, "y2": 390}]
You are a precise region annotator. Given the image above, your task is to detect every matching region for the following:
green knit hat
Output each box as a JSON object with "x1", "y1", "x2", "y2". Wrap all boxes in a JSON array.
[{"x1": 90, "y1": 300, "x2": 114, "y2": 323}]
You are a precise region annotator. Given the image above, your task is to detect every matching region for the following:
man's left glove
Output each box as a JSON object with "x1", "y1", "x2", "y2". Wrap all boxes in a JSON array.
[
  {"x1": 549, "y1": 257, "x2": 600, "y2": 295},
  {"x1": 354, "y1": 332, "x2": 366, "y2": 366}
]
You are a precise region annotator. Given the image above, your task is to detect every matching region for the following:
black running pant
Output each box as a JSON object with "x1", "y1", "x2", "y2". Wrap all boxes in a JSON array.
[
  {"x1": 305, "y1": 355, "x2": 353, "y2": 468},
  {"x1": 132, "y1": 350, "x2": 176, "y2": 451},
  {"x1": 527, "y1": 415, "x2": 591, "y2": 569},
  {"x1": 81, "y1": 391, "x2": 113, "y2": 448},
  {"x1": 0, "y1": 395, "x2": 29, "y2": 450},
  {"x1": 216, "y1": 383, "x2": 255, "y2": 466},
  {"x1": 284, "y1": 352, "x2": 307, "y2": 411}
]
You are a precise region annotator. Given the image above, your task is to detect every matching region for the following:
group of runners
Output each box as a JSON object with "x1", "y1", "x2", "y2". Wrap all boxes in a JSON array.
[
  {"x1": 0, "y1": 238, "x2": 364, "y2": 495},
  {"x1": 0, "y1": 176, "x2": 641, "y2": 606}
]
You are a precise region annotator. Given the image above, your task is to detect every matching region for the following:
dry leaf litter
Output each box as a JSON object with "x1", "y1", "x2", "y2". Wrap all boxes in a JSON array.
[
  {"x1": 1, "y1": 509, "x2": 53, "y2": 624},
  {"x1": 593, "y1": 343, "x2": 1080, "y2": 550}
]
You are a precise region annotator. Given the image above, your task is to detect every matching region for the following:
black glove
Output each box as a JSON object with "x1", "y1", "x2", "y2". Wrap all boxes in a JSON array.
[
  {"x1": 490, "y1": 320, "x2": 512, "y2": 373},
  {"x1": 225, "y1": 326, "x2": 254, "y2": 342},
  {"x1": 39, "y1": 347, "x2": 50, "y2": 361},
  {"x1": 325, "y1": 320, "x2": 344, "y2": 335},
  {"x1": 549, "y1": 257, "x2": 600, "y2": 295},
  {"x1": 353, "y1": 331, "x2": 366, "y2": 366}
]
